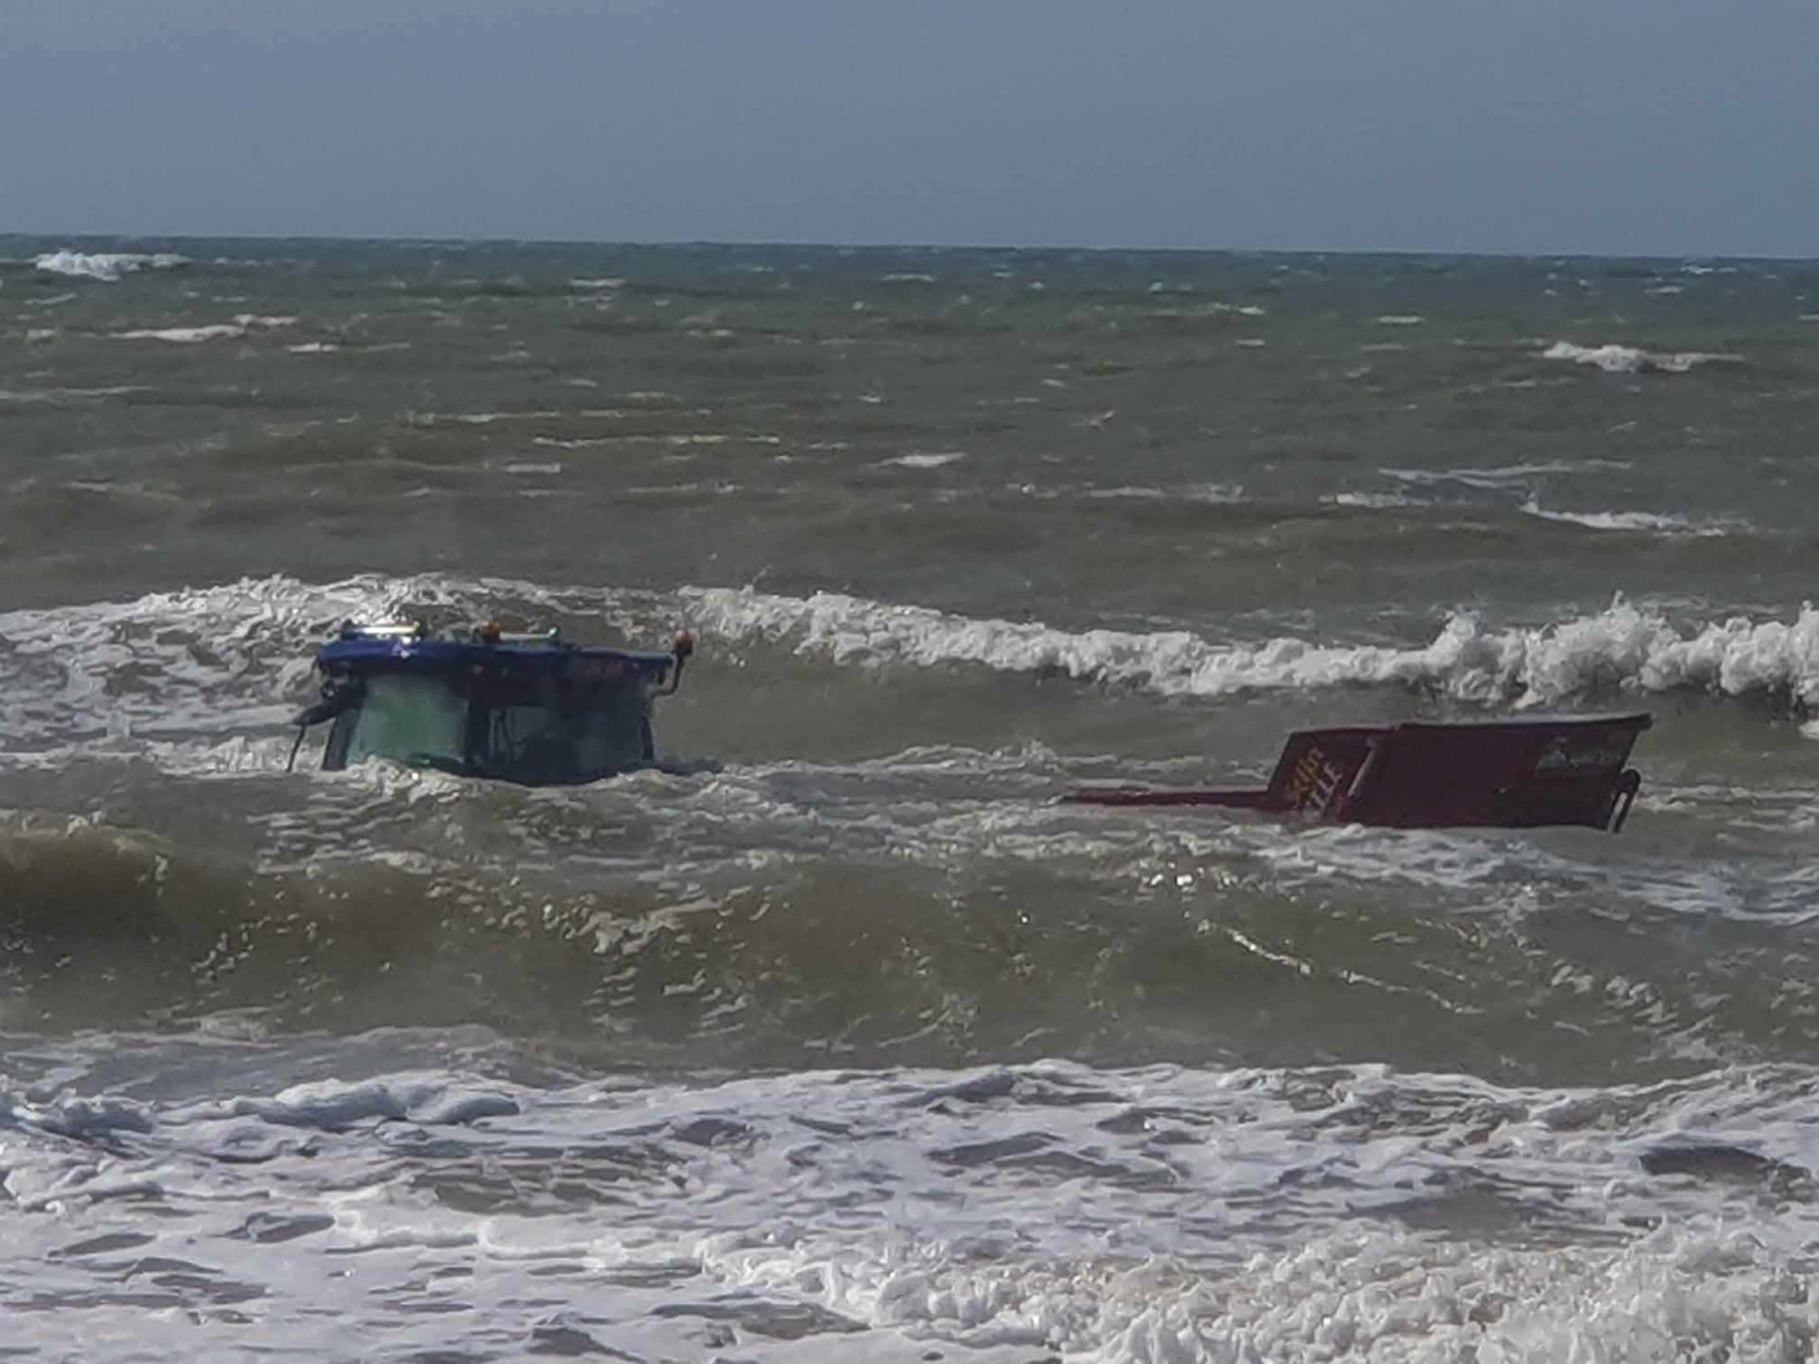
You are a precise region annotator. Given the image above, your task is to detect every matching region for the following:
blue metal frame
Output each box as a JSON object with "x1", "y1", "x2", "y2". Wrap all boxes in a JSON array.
[{"x1": 317, "y1": 631, "x2": 676, "y2": 684}]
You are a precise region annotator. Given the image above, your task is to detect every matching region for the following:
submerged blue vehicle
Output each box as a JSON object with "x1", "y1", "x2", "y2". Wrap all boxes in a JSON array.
[{"x1": 288, "y1": 621, "x2": 694, "y2": 784}]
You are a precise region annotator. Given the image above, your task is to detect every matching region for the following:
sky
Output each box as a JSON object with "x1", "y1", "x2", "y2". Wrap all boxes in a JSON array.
[{"x1": 5, "y1": 0, "x2": 1815, "y2": 256}]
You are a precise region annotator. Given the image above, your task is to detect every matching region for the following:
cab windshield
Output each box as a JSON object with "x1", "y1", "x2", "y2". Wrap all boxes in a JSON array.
[
  {"x1": 481, "y1": 678, "x2": 652, "y2": 783},
  {"x1": 326, "y1": 670, "x2": 654, "y2": 783},
  {"x1": 340, "y1": 675, "x2": 467, "y2": 770}
]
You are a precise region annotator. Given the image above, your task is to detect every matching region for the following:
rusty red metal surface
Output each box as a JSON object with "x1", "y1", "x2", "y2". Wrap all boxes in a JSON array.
[{"x1": 1065, "y1": 712, "x2": 1652, "y2": 832}]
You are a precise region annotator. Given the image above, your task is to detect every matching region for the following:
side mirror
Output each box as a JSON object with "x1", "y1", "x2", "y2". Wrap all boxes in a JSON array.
[{"x1": 655, "y1": 631, "x2": 696, "y2": 696}]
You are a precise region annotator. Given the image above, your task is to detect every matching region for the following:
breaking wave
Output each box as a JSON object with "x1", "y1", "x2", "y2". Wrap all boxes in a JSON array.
[
  {"x1": 686, "y1": 586, "x2": 1819, "y2": 708},
  {"x1": 1542, "y1": 340, "x2": 1743, "y2": 374},
  {"x1": 32, "y1": 250, "x2": 189, "y2": 283},
  {"x1": 9, "y1": 576, "x2": 1819, "y2": 760}
]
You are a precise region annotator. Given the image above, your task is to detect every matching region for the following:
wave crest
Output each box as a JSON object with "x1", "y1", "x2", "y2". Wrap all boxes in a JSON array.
[
  {"x1": 8, "y1": 576, "x2": 1819, "y2": 761},
  {"x1": 685, "y1": 587, "x2": 1819, "y2": 708},
  {"x1": 1543, "y1": 340, "x2": 1742, "y2": 374},
  {"x1": 32, "y1": 250, "x2": 189, "y2": 283}
]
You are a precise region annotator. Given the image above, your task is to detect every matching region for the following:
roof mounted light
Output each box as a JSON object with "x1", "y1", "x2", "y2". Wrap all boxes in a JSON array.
[{"x1": 339, "y1": 620, "x2": 426, "y2": 640}]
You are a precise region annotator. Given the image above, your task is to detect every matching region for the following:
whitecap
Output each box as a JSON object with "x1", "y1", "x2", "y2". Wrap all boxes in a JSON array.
[
  {"x1": 1083, "y1": 483, "x2": 1243, "y2": 504},
  {"x1": 113, "y1": 324, "x2": 248, "y2": 343},
  {"x1": 1543, "y1": 340, "x2": 1743, "y2": 374},
  {"x1": 679, "y1": 586, "x2": 1819, "y2": 709},
  {"x1": 1384, "y1": 459, "x2": 1633, "y2": 489},
  {"x1": 883, "y1": 452, "x2": 968, "y2": 469},
  {"x1": 1520, "y1": 500, "x2": 1740, "y2": 536},
  {"x1": 1324, "y1": 491, "x2": 1424, "y2": 509},
  {"x1": 32, "y1": 249, "x2": 188, "y2": 283}
]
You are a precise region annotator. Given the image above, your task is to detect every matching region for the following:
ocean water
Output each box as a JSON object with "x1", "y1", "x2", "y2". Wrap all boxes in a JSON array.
[{"x1": 4, "y1": 237, "x2": 1819, "y2": 1360}]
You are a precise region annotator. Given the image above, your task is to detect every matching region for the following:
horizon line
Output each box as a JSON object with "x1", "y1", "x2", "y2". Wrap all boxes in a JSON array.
[{"x1": 3, "y1": 228, "x2": 1813, "y2": 265}]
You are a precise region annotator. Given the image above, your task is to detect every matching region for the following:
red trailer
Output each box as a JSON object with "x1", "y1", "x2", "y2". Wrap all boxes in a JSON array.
[{"x1": 1065, "y1": 712, "x2": 1651, "y2": 832}]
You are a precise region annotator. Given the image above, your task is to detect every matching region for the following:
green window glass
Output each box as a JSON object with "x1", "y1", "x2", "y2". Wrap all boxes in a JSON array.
[{"x1": 345, "y1": 675, "x2": 468, "y2": 769}]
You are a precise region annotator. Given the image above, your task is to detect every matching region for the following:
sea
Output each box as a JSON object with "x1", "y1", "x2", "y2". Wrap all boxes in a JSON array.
[{"x1": 3, "y1": 236, "x2": 1819, "y2": 1361}]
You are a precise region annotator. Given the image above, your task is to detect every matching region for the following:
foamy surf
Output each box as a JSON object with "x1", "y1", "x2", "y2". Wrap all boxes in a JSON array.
[{"x1": 5, "y1": 1058, "x2": 1819, "y2": 1362}]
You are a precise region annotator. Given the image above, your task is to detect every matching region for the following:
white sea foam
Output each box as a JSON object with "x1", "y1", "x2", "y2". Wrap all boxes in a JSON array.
[
  {"x1": 1520, "y1": 500, "x2": 1739, "y2": 536},
  {"x1": 112, "y1": 314, "x2": 292, "y2": 343},
  {"x1": 189, "y1": 1075, "x2": 519, "y2": 1128},
  {"x1": 32, "y1": 249, "x2": 188, "y2": 283},
  {"x1": 113, "y1": 324, "x2": 246, "y2": 343},
  {"x1": 1324, "y1": 491, "x2": 1425, "y2": 509},
  {"x1": 8, "y1": 1059, "x2": 1815, "y2": 1362},
  {"x1": 1384, "y1": 459, "x2": 1632, "y2": 489},
  {"x1": 702, "y1": 1221, "x2": 1819, "y2": 1364},
  {"x1": 0, "y1": 574, "x2": 418, "y2": 745},
  {"x1": 1543, "y1": 340, "x2": 1743, "y2": 374},
  {"x1": 1375, "y1": 313, "x2": 1424, "y2": 325},
  {"x1": 682, "y1": 586, "x2": 1819, "y2": 708},
  {"x1": 1080, "y1": 482, "x2": 1244, "y2": 504},
  {"x1": 881, "y1": 451, "x2": 967, "y2": 469}
]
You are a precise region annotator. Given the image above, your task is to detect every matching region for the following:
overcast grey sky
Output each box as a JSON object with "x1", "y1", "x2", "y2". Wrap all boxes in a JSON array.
[{"x1": 5, "y1": 0, "x2": 1814, "y2": 255}]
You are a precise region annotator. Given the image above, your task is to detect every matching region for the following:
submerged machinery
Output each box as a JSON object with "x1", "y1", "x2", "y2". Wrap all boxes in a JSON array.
[
  {"x1": 288, "y1": 620, "x2": 694, "y2": 784},
  {"x1": 292, "y1": 621, "x2": 1650, "y2": 833}
]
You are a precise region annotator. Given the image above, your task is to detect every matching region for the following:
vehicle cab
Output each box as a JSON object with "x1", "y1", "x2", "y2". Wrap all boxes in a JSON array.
[{"x1": 292, "y1": 621, "x2": 693, "y2": 784}]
